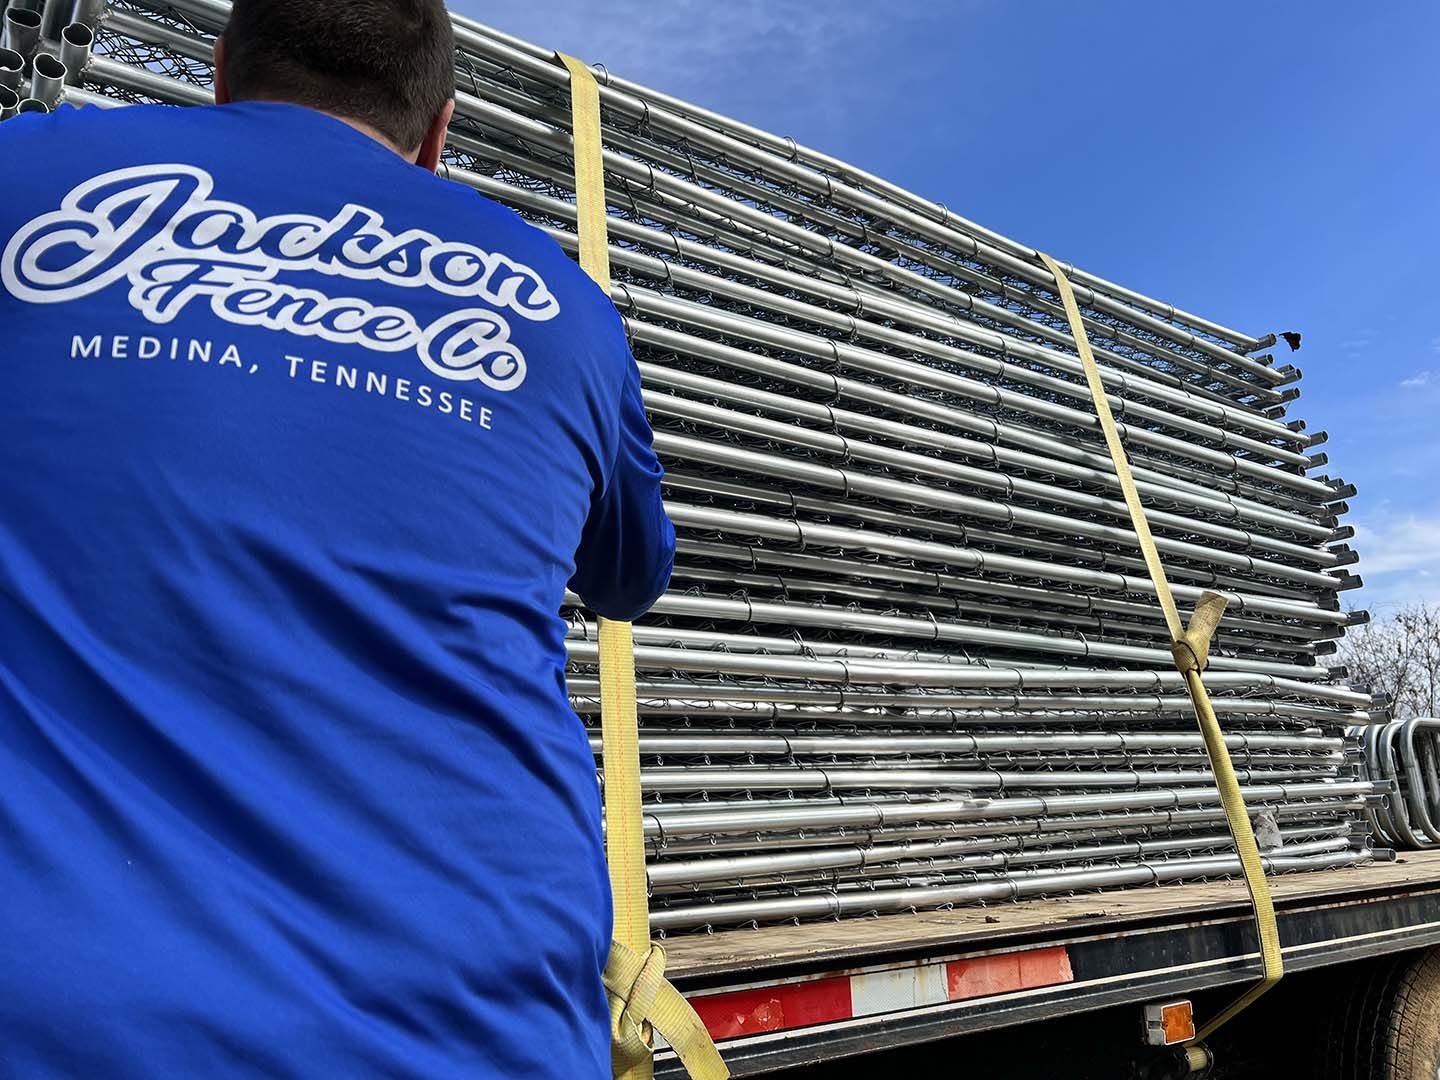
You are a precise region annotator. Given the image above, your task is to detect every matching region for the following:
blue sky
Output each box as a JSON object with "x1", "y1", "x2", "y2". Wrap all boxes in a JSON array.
[{"x1": 458, "y1": 0, "x2": 1440, "y2": 611}]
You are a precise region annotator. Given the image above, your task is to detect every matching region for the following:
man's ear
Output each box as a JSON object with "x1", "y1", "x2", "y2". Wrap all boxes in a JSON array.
[
  {"x1": 416, "y1": 99, "x2": 454, "y2": 172},
  {"x1": 212, "y1": 34, "x2": 231, "y2": 104}
]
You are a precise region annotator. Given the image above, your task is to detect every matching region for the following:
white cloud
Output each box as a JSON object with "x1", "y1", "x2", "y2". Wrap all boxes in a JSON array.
[
  {"x1": 452, "y1": 1, "x2": 975, "y2": 146},
  {"x1": 1401, "y1": 370, "x2": 1434, "y2": 388},
  {"x1": 460, "y1": 1, "x2": 903, "y2": 93},
  {"x1": 1351, "y1": 513, "x2": 1440, "y2": 611},
  {"x1": 1338, "y1": 328, "x2": 1377, "y2": 354}
]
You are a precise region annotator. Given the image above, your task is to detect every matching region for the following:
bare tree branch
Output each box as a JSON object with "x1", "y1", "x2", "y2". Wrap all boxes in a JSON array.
[{"x1": 1339, "y1": 602, "x2": 1440, "y2": 719}]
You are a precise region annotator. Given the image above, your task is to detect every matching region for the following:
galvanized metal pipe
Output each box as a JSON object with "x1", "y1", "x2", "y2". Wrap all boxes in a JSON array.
[
  {"x1": 58, "y1": 21, "x2": 90, "y2": 83},
  {"x1": 28, "y1": 50, "x2": 64, "y2": 107},
  {"x1": 1, "y1": 6, "x2": 41, "y2": 63},
  {"x1": 0, "y1": 46, "x2": 21, "y2": 90}
]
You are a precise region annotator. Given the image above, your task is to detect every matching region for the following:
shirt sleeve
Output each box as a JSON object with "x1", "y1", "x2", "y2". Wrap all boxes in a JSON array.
[{"x1": 569, "y1": 346, "x2": 675, "y2": 621}]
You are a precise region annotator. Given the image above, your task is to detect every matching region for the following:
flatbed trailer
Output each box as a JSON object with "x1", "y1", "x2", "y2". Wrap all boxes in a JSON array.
[{"x1": 658, "y1": 852, "x2": 1440, "y2": 1076}]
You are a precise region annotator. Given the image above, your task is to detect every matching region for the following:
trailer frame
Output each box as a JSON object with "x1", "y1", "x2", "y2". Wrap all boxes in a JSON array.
[{"x1": 657, "y1": 852, "x2": 1440, "y2": 1076}]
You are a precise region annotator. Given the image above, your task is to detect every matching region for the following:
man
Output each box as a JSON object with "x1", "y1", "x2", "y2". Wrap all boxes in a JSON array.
[{"x1": 0, "y1": 1, "x2": 673, "y2": 1076}]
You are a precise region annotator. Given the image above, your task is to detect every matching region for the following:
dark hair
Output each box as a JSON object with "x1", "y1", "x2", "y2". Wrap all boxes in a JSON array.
[{"x1": 222, "y1": 0, "x2": 455, "y2": 150}]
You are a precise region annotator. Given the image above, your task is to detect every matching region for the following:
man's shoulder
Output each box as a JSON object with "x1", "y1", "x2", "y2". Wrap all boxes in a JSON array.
[
  {"x1": 0, "y1": 100, "x2": 178, "y2": 149},
  {"x1": 430, "y1": 182, "x2": 578, "y2": 279},
  {"x1": 435, "y1": 180, "x2": 621, "y2": 330},
  {"x1": 0, "y1": 102, "x2": 273, "y2": 183}
]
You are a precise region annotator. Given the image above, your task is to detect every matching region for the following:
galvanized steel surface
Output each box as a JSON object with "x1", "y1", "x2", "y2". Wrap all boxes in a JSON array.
[{"x1": 9, "y1": 0, "x2": 1394, "y2": 932}]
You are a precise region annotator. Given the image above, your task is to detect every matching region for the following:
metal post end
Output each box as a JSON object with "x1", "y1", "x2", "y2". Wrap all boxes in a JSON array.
[
  {"x1": 0, "y1": 5, "x2": 41, "y2": 66},
  {"x1": 1328, "y1": 481, "x2": 1359, "y2": 501},
  {"x1": 60, "y1": 22, "x2": 93, "y2": 84},
  {"x1": 30, "y1": 50, "x2": 65, "y2": 107},
  {"x1": 0, "y1": 46, "x2": 21, "y2": 90}
]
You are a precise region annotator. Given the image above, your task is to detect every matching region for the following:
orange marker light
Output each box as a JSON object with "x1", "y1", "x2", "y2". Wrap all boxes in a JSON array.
[{"x1": 1143, "y1": 1000, "x2": 1196, "y2": 1046}]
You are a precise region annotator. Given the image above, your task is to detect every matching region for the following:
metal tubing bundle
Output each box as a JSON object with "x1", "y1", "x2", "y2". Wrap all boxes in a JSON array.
[
  {"x1": 0, "y1": 0, "x2": 96, "y2": 111},
  {"x1": 32, "y1": 0, "x2": 1388, "y2": 932},
  {"x1": 1354, "y1": 719, "x2": 1440, "y2": 850}
]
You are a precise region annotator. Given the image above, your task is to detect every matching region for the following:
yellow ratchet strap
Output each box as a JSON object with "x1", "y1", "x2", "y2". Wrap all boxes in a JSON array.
[
  {"x1": 1037, "y1": 253, "x2": 1282, "y2": 1040},
  {"x1": 558, "y1": 51, "x2": 729, "y2": 1080}
]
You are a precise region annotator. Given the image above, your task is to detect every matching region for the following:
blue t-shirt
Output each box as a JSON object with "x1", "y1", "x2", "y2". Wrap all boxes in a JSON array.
[{"x1": 0, "y1": 101, "x2": 673, "y2": 1078}]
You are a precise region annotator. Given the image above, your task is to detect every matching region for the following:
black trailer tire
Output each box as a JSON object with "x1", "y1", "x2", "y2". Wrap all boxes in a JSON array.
[
  {"x1": 1383, "y1": 949, "x2": 1440, "y2": 1080},
  {"x1": 1323, "y1": 949, "x2": 1440, "y2": 1079}
]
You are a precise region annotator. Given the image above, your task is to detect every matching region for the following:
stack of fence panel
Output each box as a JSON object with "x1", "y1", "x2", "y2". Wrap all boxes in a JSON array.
[{"x1": 12, "y1": 0, "x2": 1387, "y2": 933}]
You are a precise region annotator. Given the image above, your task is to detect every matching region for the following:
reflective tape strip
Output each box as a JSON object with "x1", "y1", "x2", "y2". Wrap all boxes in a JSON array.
[{"x1": 688, "y1": 946, "x2": 1074, "y2": 1039}]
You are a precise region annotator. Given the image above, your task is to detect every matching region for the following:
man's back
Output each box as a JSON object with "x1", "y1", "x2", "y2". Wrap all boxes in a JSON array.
[{"x1": 0, "y1": 101, "x2": 671, "y2": 1077}]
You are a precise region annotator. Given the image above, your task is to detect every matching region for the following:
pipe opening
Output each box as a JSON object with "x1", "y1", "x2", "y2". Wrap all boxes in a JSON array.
[
  {"x1": 17, "y1": 96, "x2": 49, "y2": 114},
  {"x1": 30, "y1": 50, "x2": 66, "y2": 105},
  {"x1": 33, "y1": 53, "x2": 65, "y2": 80},
  {"x1": 62, "y1": 22, "x2": 95, "y2": 47},
  {"x1": 2, "y1": 7, "x2": 43, "y2": 65},
  {"x1": 59, "y1": 21, "x2": 92, "y2": 83},
  {"x1": 0, "y1": 47, "x2": 22, "y2": 92}
]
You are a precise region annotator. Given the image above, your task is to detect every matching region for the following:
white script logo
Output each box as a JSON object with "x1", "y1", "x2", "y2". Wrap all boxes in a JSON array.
[{"x1": 1, "y1": 164, "x2": 562, "y2": 392}]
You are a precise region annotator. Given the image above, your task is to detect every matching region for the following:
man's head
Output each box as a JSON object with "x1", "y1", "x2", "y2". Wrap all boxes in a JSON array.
[{"x1": 214, "y1": 0, "x2": 456, "y2": 169}]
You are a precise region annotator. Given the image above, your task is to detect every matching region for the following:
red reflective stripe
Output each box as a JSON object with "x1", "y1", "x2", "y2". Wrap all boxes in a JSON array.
[
  {"x1": 690, "y1": 976, "x2": 853, "y2": 1039},
  {"x1": 686, "y1": 945, "x2": 1075, "y2": 1041},
  {"x1": 946, "y1": 946, "x2": 1074, "y2": 1001}
]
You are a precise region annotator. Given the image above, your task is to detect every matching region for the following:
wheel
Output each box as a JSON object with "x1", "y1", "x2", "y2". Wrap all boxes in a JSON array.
[
  {"x1": 1383, "y1": 949, "x2": 1440, "y2": 1079},
  {"x1": 1323, "y1": 949, "x2": 1440, "y2": 1079}
]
